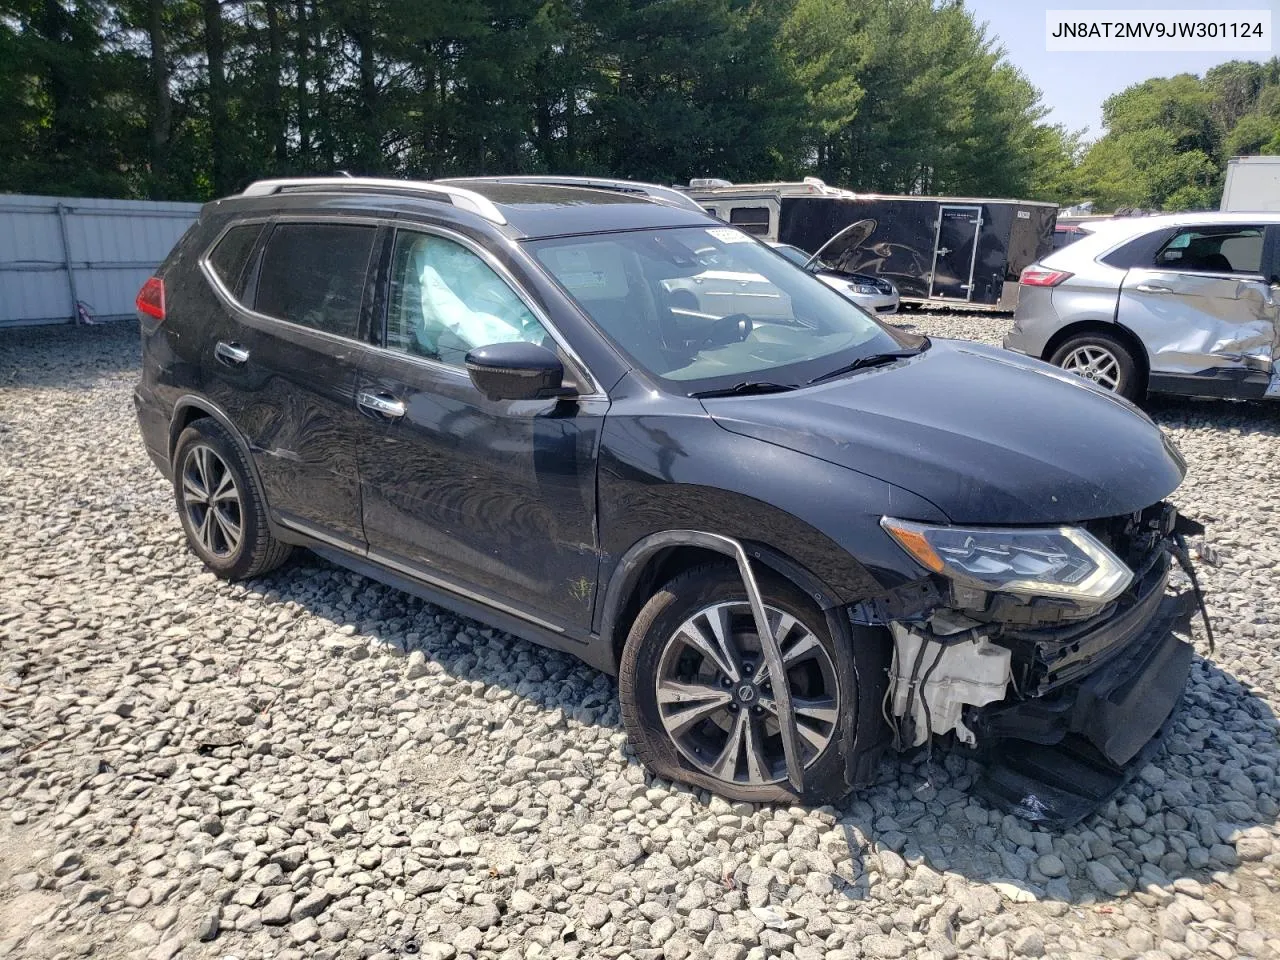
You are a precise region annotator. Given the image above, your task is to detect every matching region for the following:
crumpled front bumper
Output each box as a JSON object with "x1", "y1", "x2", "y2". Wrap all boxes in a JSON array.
[{"x1": 975, "y1": 587, "x2": 1195, "y2": 826}]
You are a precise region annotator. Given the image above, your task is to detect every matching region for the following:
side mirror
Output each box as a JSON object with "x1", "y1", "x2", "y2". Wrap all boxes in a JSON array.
[{"x1": 464, "y1": 341, "x2": 576, "y2": 402}]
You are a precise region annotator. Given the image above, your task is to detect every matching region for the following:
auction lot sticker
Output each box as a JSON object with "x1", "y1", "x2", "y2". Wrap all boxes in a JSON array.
[{"x1": 1046, "y1": 9, "x2": 1272, "y2": 52}]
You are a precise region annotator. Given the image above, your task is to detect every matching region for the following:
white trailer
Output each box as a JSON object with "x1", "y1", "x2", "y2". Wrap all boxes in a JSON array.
[{"x1": 1220, "y1": 156, "x2": 1280, "y2": 212}]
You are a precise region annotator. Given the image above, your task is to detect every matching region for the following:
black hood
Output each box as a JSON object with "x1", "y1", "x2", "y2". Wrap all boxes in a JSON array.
[{"x1": 705, "y1": 339, "x2": 1186, "y2": 524}]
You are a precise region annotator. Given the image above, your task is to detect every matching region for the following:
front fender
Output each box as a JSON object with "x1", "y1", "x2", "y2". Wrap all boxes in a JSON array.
[{"x1": 594, "y1": 384, "x2": 944, "y2": 640}]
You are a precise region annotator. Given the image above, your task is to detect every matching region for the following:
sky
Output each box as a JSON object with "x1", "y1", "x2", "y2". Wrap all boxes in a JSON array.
[{"x1": 964, "y1": 0, "x2": 1278, "y2": 139}]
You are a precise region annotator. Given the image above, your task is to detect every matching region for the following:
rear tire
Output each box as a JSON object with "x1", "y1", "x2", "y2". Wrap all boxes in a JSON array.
[
  {"x1": 619, "y1": 562, "x2": 883, "y2": 804},
  {"x1": 1049, "y1": 332, "x2": 1142, "y2": 402},
  {"x1": 172, "y1": 418, "x2": 292, "y2": 580}
]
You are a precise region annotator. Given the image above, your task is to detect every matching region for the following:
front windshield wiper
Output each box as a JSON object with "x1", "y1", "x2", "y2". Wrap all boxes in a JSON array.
[
  {"x1": 807, "y1": 348, "x2": 923, "y2": 385},
  {"x1": 690, "y1": 381, "x2": 799, "y2": 399}
]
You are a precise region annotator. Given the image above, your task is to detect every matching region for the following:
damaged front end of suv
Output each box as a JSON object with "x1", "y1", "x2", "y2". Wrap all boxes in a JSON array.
[{"x1": 858, "y1": 502, "x2": 1210, "y2": 827}]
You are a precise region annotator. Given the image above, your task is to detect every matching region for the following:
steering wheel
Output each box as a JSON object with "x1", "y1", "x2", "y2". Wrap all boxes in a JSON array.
[{"x1": 703, "y1": 313, "x2": 753, "y2": 347}]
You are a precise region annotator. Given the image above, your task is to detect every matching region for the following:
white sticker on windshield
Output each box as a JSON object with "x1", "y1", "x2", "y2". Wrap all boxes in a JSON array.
[{"x1": 706, "y1": 227, "x2": 752, "y2": 244}]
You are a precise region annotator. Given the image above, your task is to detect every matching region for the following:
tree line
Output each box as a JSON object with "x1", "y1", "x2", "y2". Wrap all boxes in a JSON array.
[
  {"x1": 0, "y1": 0, "x2": 1077, "y2": 202},
  {"x1": 2, "y1": 1, "x2": 1277, "y2": 211},
  {"x1": 1072, "y1": 59, "x2": 1280, "y2": 212}
]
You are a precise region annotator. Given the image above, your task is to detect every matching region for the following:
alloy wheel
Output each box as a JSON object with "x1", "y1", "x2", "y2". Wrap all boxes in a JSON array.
[
  {"x1": 181, "y1": 444, "x2": 243, "y2": 558},
  {"x1": 655, "y1": 601, "x2": 839, "y2": 786},
  {"x1": 1061, "y1": 344, "x2": 1121, "y2": 391}
]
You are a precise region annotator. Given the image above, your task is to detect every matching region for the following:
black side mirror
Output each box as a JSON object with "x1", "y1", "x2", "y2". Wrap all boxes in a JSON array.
[{"x1": 464, "y1": 341, "x2": 577, "y2": 402}]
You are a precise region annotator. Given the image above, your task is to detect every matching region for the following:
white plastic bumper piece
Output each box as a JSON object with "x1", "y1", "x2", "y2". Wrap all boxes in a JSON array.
[{"x1": 889, "y1": 623, "x2": 1013, "y2": 747}]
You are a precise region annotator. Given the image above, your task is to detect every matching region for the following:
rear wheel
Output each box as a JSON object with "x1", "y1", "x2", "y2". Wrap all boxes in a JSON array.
[
  {"x1": 1049, "y1": 332, "x2": 1142, "y2": 401},
  {"x1": 620, "y1": 563, "x2": 879, "y2": 804},
  {"x1": 172, "y1": 418, "x2": 292, "y2": 580}
]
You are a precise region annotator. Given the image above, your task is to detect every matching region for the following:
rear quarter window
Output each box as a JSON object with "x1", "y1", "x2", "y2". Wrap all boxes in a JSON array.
[
  {"x1": 1098, "y1": 226, "x2": 1178, "y2": 269},
  {"x1": 206, "y1": 223, "x2": 264, "y2": 299}
]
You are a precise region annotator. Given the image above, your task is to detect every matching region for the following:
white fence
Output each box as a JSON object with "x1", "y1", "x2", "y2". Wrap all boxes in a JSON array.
[{"x1": 0, "y1": 194, "x2": 201, "y2": 327}]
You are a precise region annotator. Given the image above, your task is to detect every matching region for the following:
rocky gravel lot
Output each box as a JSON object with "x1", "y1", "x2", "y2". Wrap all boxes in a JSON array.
[{"x1": 3, "y1": 314, "x2": 1280, "y2": 960}]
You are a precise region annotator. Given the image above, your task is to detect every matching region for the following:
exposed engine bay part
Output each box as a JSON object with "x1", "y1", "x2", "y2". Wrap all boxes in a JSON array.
[{"x1": 886, "y1": 621, "x2": 1012, "y2": 749}]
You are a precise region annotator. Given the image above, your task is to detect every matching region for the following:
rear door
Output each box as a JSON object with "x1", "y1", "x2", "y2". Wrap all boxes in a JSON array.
[
  {"x1": 929, "y1": 205, "x2": 983, "y2": 300},
  {"x1": 1118, "y1": 223, "x2": 1279, "y2": 398},
  {"x1": 354, "y1": 224, "x2": 607, "y2": 632},
  {"x1": 201, "y1": 217, "x2": 379, "y2": 549}
]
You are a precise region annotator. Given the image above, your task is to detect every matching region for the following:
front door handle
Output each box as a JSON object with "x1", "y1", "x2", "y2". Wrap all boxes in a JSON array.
[
  {"x1": 214, "y1": 341, "x2": 250, "y2": 366},
  {"x1": 358, "y1": 391, "x2": 407, "y2": 419},
  {"x1": 1136, "y1": 283, "x2": 1173, "y2": 294}
]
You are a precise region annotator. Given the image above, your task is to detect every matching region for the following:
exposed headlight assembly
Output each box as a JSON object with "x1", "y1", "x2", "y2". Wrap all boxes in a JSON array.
[
  {"x1": 881, "y1": 518, "x2": 1134, "y2": 603},
  {"x1": 850, "y1": 283, "x2": 880, "y2": 295}
]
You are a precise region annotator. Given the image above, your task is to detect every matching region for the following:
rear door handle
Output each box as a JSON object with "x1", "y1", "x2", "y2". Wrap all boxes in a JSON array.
[
  {"x1": 358, "y1": 391, "x2": 407, "y2": 419},
  {"x1": 214, "y1": 341, "x2": 250, "y2": 366},
  {"x1": 1135, "y1": 283, "x2": 1173, "y2": 294}
]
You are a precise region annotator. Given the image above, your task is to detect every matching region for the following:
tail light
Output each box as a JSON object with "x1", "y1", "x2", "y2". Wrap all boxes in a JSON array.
[
  {"x1": 1020, "y1": 266, "x2": 1073, "y2": 287},
  {"x1": 136, "y1": 276, "x2": 166, "y2": 320}
]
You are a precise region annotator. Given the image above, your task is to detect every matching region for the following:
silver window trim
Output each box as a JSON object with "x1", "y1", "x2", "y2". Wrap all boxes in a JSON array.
[
  {"x1": 199, "y1": 215, "x2": 383, "y2": 352},
  {"x1": 202, "y1": 218, "x2": 269, "y2": 298},
  {"x1": 199, "y1": 216, "x2": 607, "y2": 401}
]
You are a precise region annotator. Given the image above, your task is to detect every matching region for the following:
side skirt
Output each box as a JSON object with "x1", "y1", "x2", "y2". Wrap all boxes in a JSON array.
[{"x1": 308, "y1": 545, "x2": 618, "y2": 676}]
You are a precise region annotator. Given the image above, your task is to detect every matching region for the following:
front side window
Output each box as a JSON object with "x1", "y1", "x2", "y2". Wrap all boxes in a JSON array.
[
  {"x1": 528, "y1": 226, "x2": 911, "y2": 392},
  {"x1": 207, "y1": 223, "x2": 263, "y2": 299},
  {"x1": 1153, "y1": 225, "x2": 1264, "y2": 275},
  {"x1": 255, "y1": 223, "x2": 376, "y2": 337},
  {"x1": 385, "y1": 230, "x2": 551, "y2": 366}
]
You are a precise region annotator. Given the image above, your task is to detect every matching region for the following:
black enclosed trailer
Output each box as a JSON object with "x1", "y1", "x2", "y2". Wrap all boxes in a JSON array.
[{"x1": 687, "y1": 179, "x2": 1057, "y2": 310}]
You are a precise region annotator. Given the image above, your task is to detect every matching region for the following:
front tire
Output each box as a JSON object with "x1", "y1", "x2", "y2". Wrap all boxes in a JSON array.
[
  {"x1": 619, "y1": 563, "x2": 873, "y2": 804},
  {"x1": 1049, "y1": 332, "x2": 1142, "y2": 401},
  {"x1": 172, "y1": 418, "x2": 292, "y2": 580}
]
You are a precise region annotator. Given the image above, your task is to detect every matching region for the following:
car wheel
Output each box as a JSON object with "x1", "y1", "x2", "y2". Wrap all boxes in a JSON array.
[
  {"x1": 172, "y1": 418, "x2": 292, "y2": 580},
  {"x1": 620, "y1": 562, "x2": 875, "y2": 804},
  {"x1": 1049, "y1": 333, "x2": 1141, "y2": 401}
]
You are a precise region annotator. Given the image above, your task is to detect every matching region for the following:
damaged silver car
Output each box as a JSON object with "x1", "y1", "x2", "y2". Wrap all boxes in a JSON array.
[{"x1": 1006, "y1": 213, "x2": 1280, "y2": 402}]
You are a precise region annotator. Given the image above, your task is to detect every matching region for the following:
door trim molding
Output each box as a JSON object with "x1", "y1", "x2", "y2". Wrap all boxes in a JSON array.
[
  {"x1": 276, "y1": 515, "x2": 568, "y2": 635},
  {"x1": 367, "y1": 548, "x2": 567, "y2": 634}
]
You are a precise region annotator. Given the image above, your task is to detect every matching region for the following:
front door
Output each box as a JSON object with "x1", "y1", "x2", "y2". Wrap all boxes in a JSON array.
[
  {"x1": 1118, "y1": 223, "x2": 1280, "y2": 397},
  {"x1": 202, "y1": 218, "x2": 379, "y2": 550},
  {"x1": 929, "y1": 205, "x2": 983, "y2": 300},
  {"x1": 355, "y1": 226, "x2": 606, "y2": 632}
]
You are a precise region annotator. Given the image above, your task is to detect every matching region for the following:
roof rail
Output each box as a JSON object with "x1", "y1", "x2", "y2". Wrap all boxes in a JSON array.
[
  {"x1": 239, "y1": 177, "x2": 507, "y2": 225},
  {"x1": 438, "y1": 175, "x2": 706, "y2": 213}
]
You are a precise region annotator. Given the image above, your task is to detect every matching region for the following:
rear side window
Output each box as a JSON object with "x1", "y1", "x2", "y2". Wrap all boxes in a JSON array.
[
  {"x1": 1152, "y1": 225, "x2": 1264, "y2": 275},
  {"x1": 255, "y1": 223, "x2": 376, "y2": 337},
  {"x1": 728, "y1": 207, "x2": 771, "y2": 236},
  {"x1": 206, "y1": 223, "x2": 263, "y2": 298}
]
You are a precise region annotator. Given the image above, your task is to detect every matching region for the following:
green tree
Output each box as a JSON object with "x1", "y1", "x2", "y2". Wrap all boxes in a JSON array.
[{"x1": 0, "y1": 0, "x2": 1080, "y2": 202}]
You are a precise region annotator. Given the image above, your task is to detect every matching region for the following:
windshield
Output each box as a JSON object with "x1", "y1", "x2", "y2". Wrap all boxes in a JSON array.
[{"x1": 528, "y1": 226, "x2": 914, "y2": 392}]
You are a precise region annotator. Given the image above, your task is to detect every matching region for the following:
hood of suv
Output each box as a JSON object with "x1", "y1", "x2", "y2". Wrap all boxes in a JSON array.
[{"x1": 705, "y1": 339, "x2": 1185, "y2": 524}]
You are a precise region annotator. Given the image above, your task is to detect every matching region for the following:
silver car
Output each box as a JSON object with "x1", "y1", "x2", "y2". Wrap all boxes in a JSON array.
[
  {"x1": 1005, "y1": 212, "x2": 1280, "y2": 402},
  {"x1": 769, "y1": 242, "x2": 900, "y2": 315}
]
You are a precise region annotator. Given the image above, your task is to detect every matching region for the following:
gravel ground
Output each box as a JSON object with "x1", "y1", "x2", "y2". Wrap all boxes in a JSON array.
[{"x1": 2, "y1": 315, "x2": 1280, "y2": 960}]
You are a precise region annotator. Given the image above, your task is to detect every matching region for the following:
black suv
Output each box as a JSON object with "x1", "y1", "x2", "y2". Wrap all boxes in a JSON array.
[{"x1": 135, "y1": 176, "x2": 1203, "y2": 822}]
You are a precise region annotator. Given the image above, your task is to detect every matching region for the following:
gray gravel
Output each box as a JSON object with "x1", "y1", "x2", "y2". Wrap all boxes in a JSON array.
[{"x1": 2, "y1": 315, "x2": 1280, "y2": 960}]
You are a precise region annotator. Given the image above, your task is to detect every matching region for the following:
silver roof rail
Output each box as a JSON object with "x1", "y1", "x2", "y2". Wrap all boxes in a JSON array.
[
  {"x1": 239, "y1": 177, "x2": 507, "y2": 225},
  {"x1": 438, "y1": 175, "x2": 706, "y2": 214}
]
